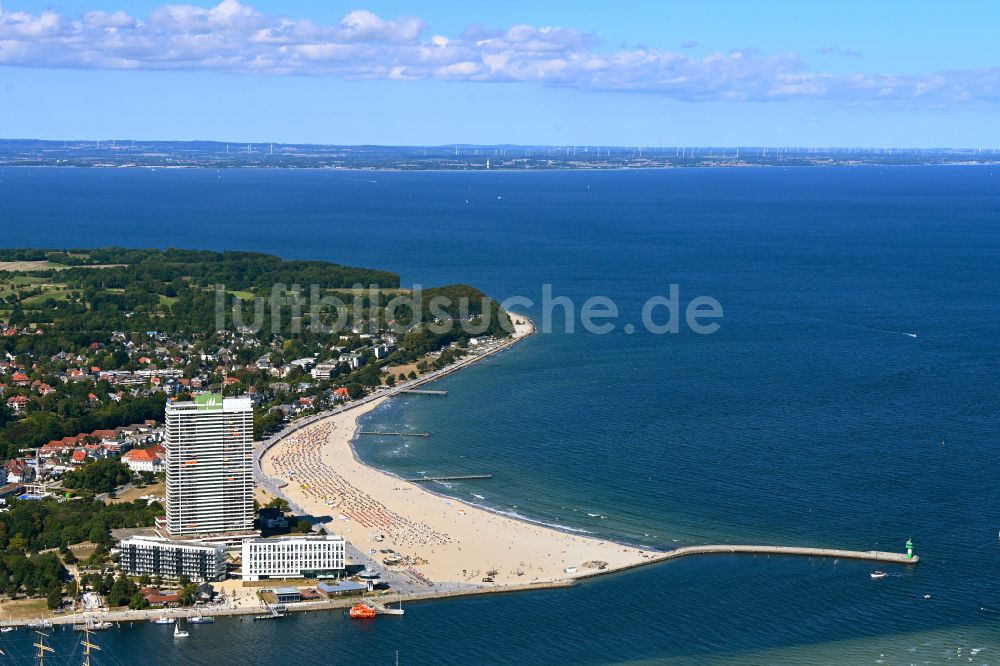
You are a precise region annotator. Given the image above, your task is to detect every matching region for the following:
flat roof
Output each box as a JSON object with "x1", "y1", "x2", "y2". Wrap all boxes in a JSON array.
[
  {"x1": 246, "y1": 534, "x2": 344, "y2": 544},
  {"x1": 167, "y1": 395, "x2": 252, "y2": 413},
  {"x1": 273, "y1": 587, "x2": 300, "y2": 595},
  {"x1": 318, "y1": 581, "x2": 366, "y2": 592}
]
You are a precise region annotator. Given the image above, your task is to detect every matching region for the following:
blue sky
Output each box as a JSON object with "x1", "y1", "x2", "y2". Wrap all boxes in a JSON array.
[{"x1": 1, "y1": 1, "x2": 998, "y2": 146}]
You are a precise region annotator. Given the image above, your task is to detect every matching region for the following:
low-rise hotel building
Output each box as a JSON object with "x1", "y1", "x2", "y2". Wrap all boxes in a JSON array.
[
  {"x1": 241, "y1": 534, "x2": 346, "y2": 581},
  {"x1": 118, "y1": 535, "x2": 227, "y2": 582}
]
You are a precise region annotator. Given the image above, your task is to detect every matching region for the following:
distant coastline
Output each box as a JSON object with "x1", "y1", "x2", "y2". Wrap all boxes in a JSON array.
[{"x1": 1, "y1": 139, "x2": 997, "y2": 170}]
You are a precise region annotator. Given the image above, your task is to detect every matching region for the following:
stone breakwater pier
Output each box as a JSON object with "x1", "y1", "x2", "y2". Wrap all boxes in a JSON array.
[
  {"x1": 576, "y1": 544, "x2": 919, "y2": 582},
  {"x1": 661, "y1": 544, "x2": 918, "y2": 564}
]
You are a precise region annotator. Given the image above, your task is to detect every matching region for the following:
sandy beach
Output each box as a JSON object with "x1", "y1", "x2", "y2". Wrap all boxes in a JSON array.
[{"x1": 260, "y1": 314, "x2": 667, "y2": 587}]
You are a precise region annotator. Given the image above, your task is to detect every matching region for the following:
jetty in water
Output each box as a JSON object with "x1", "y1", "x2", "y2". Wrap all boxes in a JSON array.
[
  {"x1": 401, "y1": 389, "x2": 448, "y2": 396},
  {"x1": 655, "y1": 545, "x2": 918, "y2": 566},
  {"x1": 357, "y1": 430, "x2": 430, "y2": 438},
  {"x1": 405, "y1": 474, "x2": 493, "y2": 482}
]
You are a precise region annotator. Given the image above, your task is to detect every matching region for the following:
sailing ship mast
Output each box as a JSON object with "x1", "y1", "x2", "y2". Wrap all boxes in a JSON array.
[
  {"x1": 82, "y1": 628, "x2": 101, "y2": 666},
  {"x1": 34, "y1": 631, "x2": 54, "y2": 666}
]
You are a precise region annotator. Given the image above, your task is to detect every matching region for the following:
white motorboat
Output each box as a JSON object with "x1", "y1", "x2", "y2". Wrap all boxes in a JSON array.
[
  {"x1": 870, "y1": 569, "x2": 887, "y2": 580},
  {"x1": 151, "y1": 616, "x2": 175, "y2": 625},
  {"x1": 186, "y1": 615, "x2": 215, "y2": 624}
]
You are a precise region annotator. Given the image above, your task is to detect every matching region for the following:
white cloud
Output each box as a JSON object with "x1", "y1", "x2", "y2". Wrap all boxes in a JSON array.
[{"x1": 0, "y1": 1, "x2": 997, "y2": 105}]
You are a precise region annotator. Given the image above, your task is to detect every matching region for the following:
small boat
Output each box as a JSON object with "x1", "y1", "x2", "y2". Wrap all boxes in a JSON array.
[
  {"x1": 349, "y1": 603, "x2": 377, "y2": 619},
  {"x1": 186, "y1": 615, "x2": 215, "y2": 624},
  {"x1": 173, "y1": 624, "x2": 189, "y2": 638},
  {"x1": 870, "y1": 569, "x2": 887, "y2": 580},
  {"x1": 74, "y1": 620, "x2": 113, "y2": 631},
  {"x1": 151, "y1": 616, "x2": 175, "y2": 625},
  {"x1": 0, "y1": 627, "x2": 15, "y2": 633}
]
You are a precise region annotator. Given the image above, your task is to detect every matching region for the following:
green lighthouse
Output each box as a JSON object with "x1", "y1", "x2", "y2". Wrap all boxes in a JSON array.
[{"x1": 906, "y1": 538, "x2": 914, "y2": 559}]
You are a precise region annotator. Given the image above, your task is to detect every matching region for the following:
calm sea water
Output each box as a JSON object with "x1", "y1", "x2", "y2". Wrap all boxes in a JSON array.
[{"x1": 1, "y1": 166, "x2": 999, "y2": 664}]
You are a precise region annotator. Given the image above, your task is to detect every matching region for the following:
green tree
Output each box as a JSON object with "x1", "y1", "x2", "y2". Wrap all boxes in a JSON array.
[
  {"x1": 9, "y1": 533, "x2": 28, "y2": 553},
  {"x1": 179, "y1": 583, "x2": 198, "y2": 607},
  {"x1": 265, "y1": 497, "x2": 289, "y2": 512},
  {"x1": 107, "y1": 574, "x2": 135, "y2": 607},
  {"x1": 46, "y1": 582, "x2": 62, "y2": 610},
  {"x1": 128, "y1": 591, "x2": 150, "y2": 610}
]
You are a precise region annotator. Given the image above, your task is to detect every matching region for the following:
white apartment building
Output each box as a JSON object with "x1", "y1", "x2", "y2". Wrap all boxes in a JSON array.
[
  {"x1": 241, "y1": 534, "x2": 346, "y2": 581},
  {"x1": 118, "y1": 535, "x2": 227, "y2": 582},
  {"x1": 164, "y1": 394, "x2": 255, "y2": 539},
  {"x1": 310, "y1": 364, "x2": 337, "y2": 381}
]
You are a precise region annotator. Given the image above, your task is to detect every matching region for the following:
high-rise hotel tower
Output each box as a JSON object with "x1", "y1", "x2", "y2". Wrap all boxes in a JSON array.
[{"x1": 163, "y1": 394, "x2": 255, "y2": 540}]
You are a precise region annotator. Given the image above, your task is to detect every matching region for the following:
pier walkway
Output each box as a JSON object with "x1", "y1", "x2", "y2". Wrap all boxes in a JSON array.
[
  {"x1": 401, "y1": 389, "x2": 448, "y2": 396},
  {"x1": 660, "y1": 544, "x2": 918, "y2": 564}
]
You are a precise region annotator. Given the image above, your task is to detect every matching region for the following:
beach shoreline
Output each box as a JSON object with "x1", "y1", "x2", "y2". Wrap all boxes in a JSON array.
[{"x1": 259, "y1": 311, "x2": 674, "y2": 591}]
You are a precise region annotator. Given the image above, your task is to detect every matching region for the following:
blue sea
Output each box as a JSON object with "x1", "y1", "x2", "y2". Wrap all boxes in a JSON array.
[{"x1": 1, "y1": 166, "x2": 999, "y2": 664}]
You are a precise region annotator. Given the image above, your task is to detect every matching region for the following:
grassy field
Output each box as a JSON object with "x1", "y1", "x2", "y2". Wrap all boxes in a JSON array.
[
  {"x1": 0, "y1": 260, "x2": 67, "y2": 272},
  {"x1": 0, "y1": 597, "x2": 52, "y2": 621},
  {"x1": 0, "y1": 261, "x2": 125, "y2": 272},
  {"x1": 109, "y1": 481, "x2": 164, "y2": 505},
  {"x1": 68, "y1": 542, "x2": 99, "y2": 560}
]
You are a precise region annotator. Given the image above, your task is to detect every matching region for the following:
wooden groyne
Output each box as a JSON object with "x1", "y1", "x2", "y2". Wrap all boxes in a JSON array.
[
  {"x1": 406, "y1": 474, "x2": 493, "y2": 482},
  {"x1": 357, "y1": 431, "x2": 430, "y2": 438},
  {"x1": 401, "y1": 389, "x2": 448, "y2": 396}
]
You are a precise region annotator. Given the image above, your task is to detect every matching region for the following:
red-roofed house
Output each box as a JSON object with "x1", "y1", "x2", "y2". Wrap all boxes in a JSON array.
[
  {"x1": 122, "y1": 445, "x2": 164, "y2": 473},
  {"x1": 6, "y1": 395, "x2": 29, "y2": 414},
  {"x1": 71, "y1": 450, "x2": 87, "y2": 465},
  {"x1": 140, "y1": 588, "x2": 180, "y2": 607},
  {"x1": 11, "y1": 373, "x2": 29, "y2": 387},
  {"x1": 89, "y1": 429, "x2": 120, "y2": 446},
  {"x1": 5, "y1": 459, "x2": 35, "y2": 483},
  {"x1": 40, "y1": 440, "x2": 74, "y2": 458}
]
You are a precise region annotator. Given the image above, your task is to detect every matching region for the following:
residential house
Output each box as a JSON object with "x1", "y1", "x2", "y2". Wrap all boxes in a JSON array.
[
  {"x1": 122, "y1": 445, "x2": 165, "y2": 474},
  {"x1": 6, "y1": 395, "x2": 29, "y2": 414}
]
